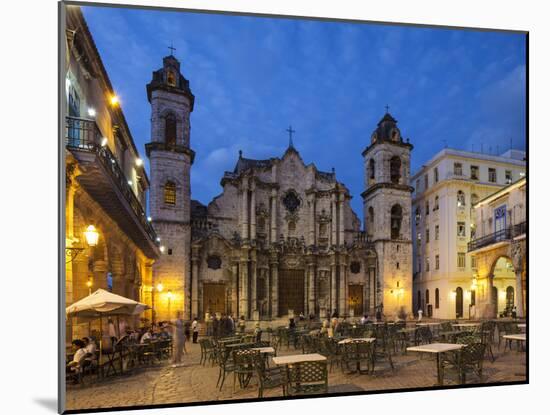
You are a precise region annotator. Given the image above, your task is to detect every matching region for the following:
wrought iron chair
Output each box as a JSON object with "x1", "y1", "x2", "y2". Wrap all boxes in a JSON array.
[
  {"x1": 256, "y1": 356, "x2": 285, "y2": 398},
  {"x1": 372, "y1": 324, "x2": 395, "y2": 371},
  {"x1": 443, "y1": 340, "x2": 486, "y2": 384},
  {"x1": 285, "y1": 360, "x2": 328, "y2": 396},
  {"x1": 319, "y1": 337, "x2": 341, "y2": 372},
  {"x1": 341, "y1": 340, "x2": 373, "y2": 374},
  {"x1": 232, "y1": 349, "x2": 260, "y2": 392},
  {"x1": 414, "y1": 326, "x2": 433, "y2": 345}
]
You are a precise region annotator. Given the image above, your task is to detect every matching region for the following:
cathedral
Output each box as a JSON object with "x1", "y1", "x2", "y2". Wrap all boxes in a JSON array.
[{"x1": 146, "y1": 54, "x2": 414, "y2": 321}]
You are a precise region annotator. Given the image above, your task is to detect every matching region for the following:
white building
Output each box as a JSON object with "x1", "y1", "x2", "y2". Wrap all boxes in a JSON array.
[{"x1": 411, "y1": 148, "x2": 525, "y2": 319}]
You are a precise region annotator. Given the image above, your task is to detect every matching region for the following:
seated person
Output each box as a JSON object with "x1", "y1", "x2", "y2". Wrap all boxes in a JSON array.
[
  {"x1": 67, "y1": 339, "x2": 88, "y2": 381},
  {"x1": 83, "y1": 337, "x2": 96, "y2": 354},
  {"x1": 140, "y1": 328, "x2": 153, "y2": 343}
]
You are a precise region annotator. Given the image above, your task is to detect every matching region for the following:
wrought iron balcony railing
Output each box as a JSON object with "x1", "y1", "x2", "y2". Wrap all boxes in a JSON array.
[
  {"x1": 512, "y1": 221, "x2": 527, "y2": 237},
  {"x1": 65, "y1": 116, "x2": 159, "y2": 246}
]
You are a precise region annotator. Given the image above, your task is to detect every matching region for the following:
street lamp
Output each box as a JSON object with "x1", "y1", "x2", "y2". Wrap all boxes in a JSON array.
[
  {"x1": 66, "y1": 224, "x2": 100, "y2": 263},
  {"x1": 84, "y1": 225, "x2": 99, "y2": 247}
]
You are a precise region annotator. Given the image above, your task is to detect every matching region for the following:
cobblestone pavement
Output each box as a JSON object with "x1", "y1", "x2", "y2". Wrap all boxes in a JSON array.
[{"x1": 66, "y1": 341, "x2": 526, "y2": 411}]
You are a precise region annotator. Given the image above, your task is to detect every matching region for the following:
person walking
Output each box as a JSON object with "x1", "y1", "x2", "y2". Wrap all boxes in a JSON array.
[
  {"x1": 192, "y1": 317, "x2": 199, "y2": 343},
  {"x1": 172, "y1": 311, "x2": 187, "y2": 368}
]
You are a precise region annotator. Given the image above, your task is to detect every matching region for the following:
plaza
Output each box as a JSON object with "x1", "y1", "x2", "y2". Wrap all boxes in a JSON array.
[{"x1": 66, "y1": 321, "x2": 527, "y2": 411}]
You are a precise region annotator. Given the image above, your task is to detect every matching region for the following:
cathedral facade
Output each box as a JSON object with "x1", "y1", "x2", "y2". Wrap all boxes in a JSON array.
[{"x1": 146, "y1": 55, "x2": 413, "y2": 321}]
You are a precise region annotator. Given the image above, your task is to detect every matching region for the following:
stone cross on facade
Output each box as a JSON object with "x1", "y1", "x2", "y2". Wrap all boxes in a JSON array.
[
  {"x1": 385, "y1": 104, "x2": 390, "y2": 113},
  {"x1": 286, "y1": 125, "x2": 296, "y2": 148},
  {"x1": 168, "y1": 43, "x2": 176, "y2": 56}
]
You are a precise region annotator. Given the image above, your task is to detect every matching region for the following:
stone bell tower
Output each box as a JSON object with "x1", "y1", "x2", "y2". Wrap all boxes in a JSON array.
[
  {"x1": 145, "y1": 54, "x2": 195, "y2": 320},
  {"x1": 361, "y1": 111, "x2": 413, "y2": 317}
]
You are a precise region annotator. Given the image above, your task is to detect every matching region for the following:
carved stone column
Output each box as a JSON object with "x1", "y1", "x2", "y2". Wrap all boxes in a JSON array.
[
  {"x1": 191, "y1": 246, "x2": 200, "y2": 319},
  {"x1": 250, "y1": 250, "x2": 257, "y2": 318},
  {"x1": 330, "y1": 261, "x2": 337, "y2": 314},
  {"x1": 339, "y1": 193, "x2": 345, "y2": 246},
  {"x1": 308, "y1": 193, "x2": 316, "y2": 246},
  {"x1": 308, "y1": 262, "x2": 316, "y2": 316},
  {"x1": 339, "y1": 260, "x2": 347, "y2": 316},
  {"x1": 241, "y1": 181, "x2": 249, "y2": 240},
  {"x1": 515, "y1": 270, "x2": 524, "y2": 318},
  {"x1": 331, "y1": 193, "x2": 337, "y2": 246},
  {"x1": 231, "y1": 262, "x2": 239, "y2": 317},
  {"x1": 239, "y1": 251, "x2": 249, "y2": 318},
  {"x1": 270, "y1": 251, "x2": 279, "y2": 317},
  {"x1": 270, "y1": 188, "x2": 277, "y2": 243},
  {"x1": 250, "y1": 182, "x2": 256, "y2": 241}
]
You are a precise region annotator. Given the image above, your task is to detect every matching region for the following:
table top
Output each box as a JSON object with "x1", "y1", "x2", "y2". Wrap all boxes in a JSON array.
[
  {"x1": 272, "y1": 353, "x2": 327, "y2": 365},
  {"x1": 517, "y1": 324, "x2": 526, "y2": 328},
  {"x1": 502, "y1": 334, "x2": 526, "y2": 341},
  {"x1": 338, "y1": 337, "x2": 376, "y2": 345},
  {"x1": 416, "y1": 322, "x2": 441, "y2": 326},
  {"x1": 225, "y1": 342, "x2": 249, "y2": 348},
  {"x1": 452, "y1": 323, "x2": 480, "y2": 327},
  {"x1": 399, "y1": 328, "x2": 418, "y2": 333},
  {"x1": 251, "y1": 347, "x2": 275, "y2": 353},
  {"x1": 407, "y1": 343, "x2": 464, "y2": 353}
]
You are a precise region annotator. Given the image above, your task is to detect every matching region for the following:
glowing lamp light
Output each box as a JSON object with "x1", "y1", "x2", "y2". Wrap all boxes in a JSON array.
[
  {"x1": 156, "y1": 282, "x2": 164, "y2": 292},
  {"x1": 159, "y1": 245, "x2": 166, "y2": 253},
  {"x1": 147, "y1": 216, "x2": 152, "y2": 222},
  {"x1": 88, "y1": 108, "x2": 96, "y2": 117},
  {"x1": 128, "y1": 180, "x2": 133, "y2": 186},
  {"x1": 156, "y1": 237, "x2": 161, "y2": 242},
  {"x1": 101, "y1": 137, "x2": 108, "y2": 147},
  {"x1": 135, "y1": 158, "x2": 143, "y2": 167},
  {"x1": 84, "y1": 225, "x2": 99, "y2": 247},
  {"x1": 110, "y1": 95, "x2": 119, "y2": 106},
  {"x1": 86, "y1": 278, "x2": 93, "y2": 288},
  {"x1": 167, "y1": 290, "x2": 173, "y2": 300}
]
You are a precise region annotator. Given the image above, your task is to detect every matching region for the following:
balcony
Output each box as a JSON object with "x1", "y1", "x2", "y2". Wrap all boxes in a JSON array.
[
  {"x1": 467, "y1": 221, "x2": 526, "y2": 252},
  {"x1": 65, "y1": 116, "x2": 160, "y2": 258}
]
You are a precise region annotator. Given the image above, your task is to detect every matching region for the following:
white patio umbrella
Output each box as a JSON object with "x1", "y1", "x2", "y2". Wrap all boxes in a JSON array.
[
  {"x1": 66, "y1": 288, "x2": 149, "y2": 318},
  {"x1": 66, "y1": 288, "x2": 150, "y2": 370}
]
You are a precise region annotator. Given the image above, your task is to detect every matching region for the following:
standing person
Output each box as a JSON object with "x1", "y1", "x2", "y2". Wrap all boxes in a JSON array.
[
  {"x1": 205, "y1": 311, "x2": 212, "y2": 336},
  {"x1": 227, "y1": 314, "x2": 235, "y2": 335},
  {"x1": 212, "y1": 314, "x2": 219, "y2": 338},
  {"x1": 192, "y1": 317, "x2": 199, "y2": 343},
  {"x1": 172, "y1": 311, "x2": 187, "y2": 368},
  {"x1": 417, "y1": 308, "x2": 423, "y2": 322}
]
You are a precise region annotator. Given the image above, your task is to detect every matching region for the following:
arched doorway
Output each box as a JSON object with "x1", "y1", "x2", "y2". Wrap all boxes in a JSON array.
[
  {"x1": 455, "y1": 287, "x2": 463, "y2": 318},
  {"x1": 490, "y1": 256, "x2": 517, "y2": 318}
]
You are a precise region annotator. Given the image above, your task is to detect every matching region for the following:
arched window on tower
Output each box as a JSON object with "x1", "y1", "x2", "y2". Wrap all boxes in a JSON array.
[
  {"x1": 368, "y1": 159, "x2": 375, "y2": 184},
  {"x1": 164, "y1": 181, "x2": 176, "y2": 205},
  {"x1": 390, "y1": 156, "x2": 402, "y2": 184},
  {"x1": 390, "y1": 204, "x2": 403, "y2": 240},
  {"x1": 165, "y1": 114, "x2": 177, "y2": 148}
]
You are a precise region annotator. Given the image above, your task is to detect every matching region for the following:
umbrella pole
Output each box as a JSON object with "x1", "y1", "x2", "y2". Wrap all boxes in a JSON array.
[{"x1": 99, "y1": 315, "x2": 103, "y2": 378}]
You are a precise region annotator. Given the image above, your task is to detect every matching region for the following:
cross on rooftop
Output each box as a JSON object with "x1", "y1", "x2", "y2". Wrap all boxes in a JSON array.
[
  {"x1": 286, "y1": 125, "x2": 296, "y2": 148},
  {"x1": 168, "y1": 43, "x2": 176, "y2": 56}
]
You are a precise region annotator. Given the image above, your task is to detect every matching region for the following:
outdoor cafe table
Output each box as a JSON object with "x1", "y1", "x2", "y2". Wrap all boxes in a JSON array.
[
  {"x1": 502, "y1": 333, "x2": 526, "y2": 342},
  {"x1": 252, "y1": 346, "x2": 276, "y2": 354},
  {"x1": 272, "y1": 353, "x2": 327, "y2": 366},
  {"x1": 338, "y1": 337, "x2": 375, "y2": 345},
  {"x1": 406, "y1": 343, "x2": 464, "y2": 385}
]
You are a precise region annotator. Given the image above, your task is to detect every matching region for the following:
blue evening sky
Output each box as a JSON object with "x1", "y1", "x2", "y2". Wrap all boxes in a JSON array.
[{"x1": 82, "y1": 6, "x2": 526, "y2": 219}]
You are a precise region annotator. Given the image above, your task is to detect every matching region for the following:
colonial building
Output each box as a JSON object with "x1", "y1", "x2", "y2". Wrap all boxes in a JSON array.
[
  {"x1": 146, "y1": 54, "x2": 414, "y2": 321},
  {"x1": 411, "y1": 148, "x2": 525, "y2": 319},
  {"x1": 468, "y1": 178, "x2": 526, "y2": 318},
  {"x1": 64, "y1": 6, "x2": 160, "y2": 339}
]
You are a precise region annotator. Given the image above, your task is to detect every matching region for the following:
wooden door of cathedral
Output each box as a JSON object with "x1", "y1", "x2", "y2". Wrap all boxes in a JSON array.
[
  {"x1": 203, "y1": 283, "x2": 226, "y2": 315},
  {"x1": 278, "y1": 269, "x2": 304, "y2": 316},
  {"x1": 348, "y1": 285, "x2": 364, "y2": 317}
]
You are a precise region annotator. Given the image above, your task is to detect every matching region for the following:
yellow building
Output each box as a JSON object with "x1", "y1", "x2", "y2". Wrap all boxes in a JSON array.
[
  {"x1": 64, "y1": 6, "x2": 160, "y2": 340},
  {"x1": 468, "y1": 177, "x2": 526, "y2": 318}
]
